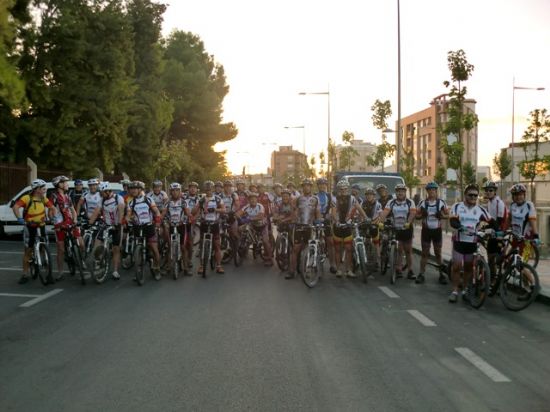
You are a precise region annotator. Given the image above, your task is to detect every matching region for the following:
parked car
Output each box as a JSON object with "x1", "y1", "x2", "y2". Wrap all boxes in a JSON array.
[
  {"x1": 0, "y1": 180, "x2": 123, "y2": 236},
  {"x1": 332, "y1": 171, "x2": 405, "y2": 194}
]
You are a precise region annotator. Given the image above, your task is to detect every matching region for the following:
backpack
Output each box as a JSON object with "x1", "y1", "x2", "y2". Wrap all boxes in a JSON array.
[{"x1": 23, "y1": 195, "x2": 48, "y2": 218}]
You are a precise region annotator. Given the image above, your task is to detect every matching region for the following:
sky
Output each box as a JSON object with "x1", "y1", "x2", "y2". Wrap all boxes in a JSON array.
[{"x1": 162, "y1": 0, "x2": 550, "y2": 175}]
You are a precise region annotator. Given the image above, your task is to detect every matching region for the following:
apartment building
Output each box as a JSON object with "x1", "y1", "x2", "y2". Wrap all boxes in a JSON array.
[
  {"x1": 270, "y1": 146, "x2": 307, "y2": 180},
  {"x1": 334, "y1": 139, "x2": 377, "y2": 172},
  {"x1": 396, "y1": 94, "x2": 478, "y2": 193}
]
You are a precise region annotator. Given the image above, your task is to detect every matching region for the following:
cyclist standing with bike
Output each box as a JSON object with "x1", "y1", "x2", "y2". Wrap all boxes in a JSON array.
[
  {"x1": 76, "y1": 178, "x2": 101, "y2": 224},
  {"x1": 416, "y1": 181, "x2": 449, "y2": 284},
  {"x1": 126, "y1": 181, "x2": 162, "y2": 274},
  {"x1": 88, "y1": 182, "x2": 125, "y2": 280},
  {"x1": 331, "y1": 180, "x2": 366, "y2": 278},
  {"x1": 378, "y1": 183, "x2": 416, "y2": 280},
  {"x1": 376, "y1": 184, "x2": 393, "y2": 209},
  {"x1": 12, "y1": 179, "x2": 56, "y2": 284},
  {"x1": 507, "y1": 183, "x2": 540, "y2": 254},
  {"x1": 50, "y1": 175, "x2": 84, "y2": 281},
  {"x1": 448, "y1": 184, "x2": 493, "y2": 303},
  {"x1": 315, "y1": 177, "x2": 337, "y2": 274},
  {"x1": 163, "y1": 183, "x2": 191, "y2": 275},
  {"x1": 221, "y1": 180, "x2": 240, "y2": 245},
  {"x1": 483, "y1": 181, "x2": 508, "y2": 279},
  {"x1": 193, "y1": 181, "x2": 226, "y2": 274},
  {"x1": 273, "y1": 189, "x2": 296, "y2": 277}
]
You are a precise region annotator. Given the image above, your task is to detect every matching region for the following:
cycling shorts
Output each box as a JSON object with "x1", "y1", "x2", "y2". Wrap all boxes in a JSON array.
[
  {"x1": 452, "y1": 241, "x2": 476, "y2": 265},
  {"x1": 24, "y1": 225, "x2": 46, "y2": 249},
  {"x1": 421, "y1": 228, "x2": 442, "y2": 248},
  {"x1": 333, "y1": 225, "x2": 352, "y2": 243},
  {"x1": 54, "y1": 225, "x2": 81, "y2": 243},
  {"x1": 133, "y1": 224, "x2": 157, "y2": 243},
  {"x1": 293, "y1": 225, "x2": 311, "y2": 245},
  {"x1": 395, "y1": 227, "x2": 413, "y2": 243},
  {"x1": 200, "y1": 222, "x2": 220, "y2": 238},
  {"x1": 97, "y1": 225, "x2": 122, "y2": 246}
]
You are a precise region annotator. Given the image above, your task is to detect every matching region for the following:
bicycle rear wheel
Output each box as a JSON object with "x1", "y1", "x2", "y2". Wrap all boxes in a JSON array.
[
  {"x1": 91, "y1": 245, "x2": 110, "y2": 284},
  {"x1": 468, "y1": 257, "x2": 491, "y2": 309},
  {"x1": 499, "y1": 262, "x2": 540, "y2": 311},
  {"x1": 37, "y1": 243, "x2": 53, "y2": 286},
  {"x1": 301, "y1": 246, "x2": 320, "y2": 288},
  {"x1": 134, "y1": 244, "x2": 145, "y2": 286}
]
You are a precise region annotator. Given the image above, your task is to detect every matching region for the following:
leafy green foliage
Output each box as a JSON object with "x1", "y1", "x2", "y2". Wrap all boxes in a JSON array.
[
  {"x1": 434, "y1": 165, "x2": 447, "y2": 185},
  {"x1": 493, "y1": 150, "x2": 512, "y2": 182},
  {"x1": 517, "y1": 108, "x2": 550, "y2": 203},
  {"x1": 400, "y1": 148, "x2": 420, "y2": 194},
  {"x1": 368, "y1": 99, "x2": 394, "y2": 172},
  {"x1": 462, "y1": 161, "x2": 476, "y2": 185},
  {"x1": 338, "y1": 131, "x2": 359, "y2": 171}
]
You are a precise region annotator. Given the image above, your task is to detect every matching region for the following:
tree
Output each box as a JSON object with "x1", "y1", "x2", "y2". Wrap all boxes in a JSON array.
[
  {"x1": 462, "y1": 161, "x2": 476, "y2": 185},
  {"x1": 434, "y1": 165, "x2": 447, "y2": 186},
  {"x1": 367, "y1": 99, "x2": 395, "y2": 172},
  {"x1": 400, "y1": 148, "x2": 420, "y2": 195},
  {"x1": 439, "y1": 49, "x2": 479, "y2": 194},
  {"x1": 493, "y1": 149, "x2": 512, "y2": 197},
  {"x1": 337, "y1": 130, "x2": 358, "y2": 172},
  {"x1": 517, "y1": 108, "x2": 550, "y2": 203}
]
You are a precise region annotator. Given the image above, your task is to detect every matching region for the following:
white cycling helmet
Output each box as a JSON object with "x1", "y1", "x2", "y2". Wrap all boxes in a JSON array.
[
  {"x1": 336, "y1": 180, "x2": 350, "y2": 190},
  {"x1": 170, "y1": 182, "x2": 182, "y2": 191},
  {"x1": 52, "y1": 175, "x2": 69, "y2": 187},
  {"x1": 88, "y1": 178, "x2": 100, "y2": 186},
  {"x1": 31, "y1": 179, "x2": 47, "y2": 190},
  {"x1": 99, "y1": 182, "x2": 110, "y2": 192}
]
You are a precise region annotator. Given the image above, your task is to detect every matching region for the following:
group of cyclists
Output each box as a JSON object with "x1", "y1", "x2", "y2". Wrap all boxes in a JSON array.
[{"x1": 12, "y1": 174, "x2": 540, "y2": 304}]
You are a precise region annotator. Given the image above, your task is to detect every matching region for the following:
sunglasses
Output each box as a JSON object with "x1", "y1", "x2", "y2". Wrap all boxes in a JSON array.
[
  {"x1": 484, "y1": 189, "x2": 495, "y2": 192},
  {"x1": 466, "y1": 193, "x2": 479, "y2": 198}
]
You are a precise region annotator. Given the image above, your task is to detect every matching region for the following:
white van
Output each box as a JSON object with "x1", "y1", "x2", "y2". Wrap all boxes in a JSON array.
[{"x1": 0, "y1": 180, "x2": 123, "y2": 236}]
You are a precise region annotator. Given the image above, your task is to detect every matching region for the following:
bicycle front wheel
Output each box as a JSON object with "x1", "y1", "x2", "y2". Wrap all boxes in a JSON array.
[
  {"x1": 37, "y1": 243, "x2": 53, "y2": 286},
  {"x1": 134, "y1": 244, "x2": 145, "y2": 286},
  {"x1": 172, "y1": 241, "x2": 180, "y2": 280},
  {"x1": 72, "y1": 244, "x2": 86, "y2": 285},
  {"x1": 468, "y1": 257, "x2": 491, "y2": 309},
  {"x1": 91, "y1": 245, "x2": 110, "y2": 284},
  {"x1": 499, "y1": 262, "x2": 540, "y2": 311},
  {"x1": 201, "y1": 240, "x2": 211, "y2": 277},
  {"x1": 358, "y1": 244, "x2": 368, "y2": 284},
  {"x1": 389, "y1": 243, "x2": 397, "y2": 285},
  {"x1": 301, "y1": 247, "x2": 320, "y2": 288},
  {"x1": 275, "y1": 235, "x2": 289, "y2": 271}
]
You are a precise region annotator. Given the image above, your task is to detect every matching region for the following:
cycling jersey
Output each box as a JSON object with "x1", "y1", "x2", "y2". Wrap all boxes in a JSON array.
[
  {"x1": 130, "y1": 195, "x2": 156, "y2": 225},
  {"x1": 274, "y1": 201, "x2": 294, "y2": 222},
  {"x1": 378, "y1": 195, "x2": 393, "y2": 209},
  {"x1": 258, "y1": 192, "x2": 273, "y2": 217},
  {"x1": 221, "y1": 191, "x2": 239, "y2": 213},
  {"x1": 101, "y1": 193, "x2": 124, "y2": 226},
  {"x1": 167, "y1": 197, "x2": 187, "y2": 225},
  {"x1": 82, "y1": 191, "x2": 102, "y2": 219},
  {"x1": 362, "y1": 200, "x2": 382, "y2": 220},
  {"x1": 147, "y1": 191, "x2": 168, "y2": 211},
  {"x1": 450, "y1": 202, "x2": 491, "y2": 243},
  {"x1": 50, "y1": 192, "x2": 74, "y2": 226},
  {"x1": 509, "y1": 201, "x2": 536, "y2": 236},
  {"x1": 333, "y1": 195, "x2": 358, "y2": 224},
  {"x1": 295, "y1": 195, "x2": 319, "y2": 225},
  {"x1": 272, "y1": 194, "x2": 282, "y2": 209},
  {"x1": 243, "y1": 203, "x2": 266, "y2": 226},
  {"x1": 236, "y1": 190, "x2": 248, "y2": 210},
  {"x1": 15, "y1": 194, "x2": 53, "y2": 225},
  {"x1": 69, "y1": 189, "x2": 85, "y2": 211},
  {"x1": 316, "y1": 191, "x2": 335, "y2": 219},
  {"x1": 487, "y1": 196, "x2": 507, "y2": 230},
  {"x1": 417, "y1": 198, "x2": 447, "y2": 230},
  {"x1": 198, "y1": 195, "x2": 223, "y2": 222},
  {"x1": 184, "y1": 194, "x2": 199, "y2": 211},
  {"x1": 386, "y1": 198, "x2": 415, "y2": 230}
]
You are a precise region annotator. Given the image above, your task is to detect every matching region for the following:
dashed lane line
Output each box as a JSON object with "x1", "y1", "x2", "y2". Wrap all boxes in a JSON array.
[
  {"x1": 455, "y1": 347, "x2": 511, "y2": 383},
  {"x1": 378, "y1": 286, "x2": 400, "y2": 298},
  {"x1": 19, "y1": 289, "x2": 63, "y2": 308},
  {"x1": 0, "y1": 292, "x2": 41, "y2": 298},
  {"x1": 407, "y1": 309, "x2": 437, "y2": 327}
]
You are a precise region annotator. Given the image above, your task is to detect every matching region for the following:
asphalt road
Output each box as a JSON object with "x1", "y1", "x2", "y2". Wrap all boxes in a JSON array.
[{"x1": 1, "y1": 239, "x2": 550, "y2": 412}]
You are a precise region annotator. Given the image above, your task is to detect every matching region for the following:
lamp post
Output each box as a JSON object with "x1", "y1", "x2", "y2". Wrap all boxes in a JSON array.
[
  {"x1": 396, "y1": 0, "x2": 402, "y2": 172},
  {"x1": 298, "y1": 90, "x2": 330, "y2": 188},
  {"x1": 284, "y1": 125, "x2": 306, "y2": 155},
  {"x1": 511, "y1": 78, "x2": 545, "y2": 182}
]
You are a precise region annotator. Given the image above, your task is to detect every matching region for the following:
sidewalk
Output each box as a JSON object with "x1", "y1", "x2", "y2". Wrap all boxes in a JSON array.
[{"x1": 411, "y1": 226, "x2": 550, "y2": 301}]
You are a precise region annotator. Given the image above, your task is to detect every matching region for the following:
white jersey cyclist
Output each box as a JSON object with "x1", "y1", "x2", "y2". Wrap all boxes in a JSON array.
[
  {"x1": 101, "y1": 193, "x2": 124, "y2": 226},
  {"x1": 167, "y1": 197, "x2": 188, "y2": 225},
  {"x1": 184, "y1": 193, "x2": 199, "y2": 211},
  {"x1": 221, "y1": 191, "x2": 239, "y2": 213},
  {"x1": 386, "y1": 198, "x2": 416, "y2": 230},
  {"x1": 147, "y1": 190, "x2": 168, "y2": 211},
  {"x1": 509, "y1": 200, "x2": 536, "y2": 237},
  {"x1": 487, "y1": 195, "x2": 507, "y2": 229},
  {"x1": 295, "y1": 194, "x2": 320, "y2": 225},
  {"x1": 198, "y1": 195, "x2": 223, "y2": 222},
  {"x1": 361, "y1": 200, "x2": 382, "y2": 220},
  {"x1": 130, "y1": 195, "x2": 156, "y2": 225},
  {"x1": 417, "y1": 198, "x2": 447, "y2": 229},
  {"x1": 450, "y1": 202, "x2": 492, "y2": 243},
  {"x1": 243, "y1": 203, "x2": 266, "y2": 226},
  {"x1": 83, "y1": 191, "x2": 102, "y2": 220}
]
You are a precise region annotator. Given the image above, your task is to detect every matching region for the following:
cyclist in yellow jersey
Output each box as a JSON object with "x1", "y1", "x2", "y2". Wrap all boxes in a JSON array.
[{"x1": 12, "y1": 179, "x2": 56, "y2": 284}]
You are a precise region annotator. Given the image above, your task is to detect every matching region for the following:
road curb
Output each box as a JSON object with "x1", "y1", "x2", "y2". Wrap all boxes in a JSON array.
[{"x1": 412, "y1": 246, "x2": 550, "y2": 306}]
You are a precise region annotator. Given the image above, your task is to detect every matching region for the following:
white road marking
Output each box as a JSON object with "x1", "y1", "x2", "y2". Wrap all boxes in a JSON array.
[
  {"x1": 0, "y1": 292, "x2": 41, "y2": 298},
  {"x1": 455, "y1": 347, "x2": 511, "y2": 382},
  {"x1": 20, "y1": 289, "x2": 63, "y2": 308},
  {"x1": 0, "y1": 251, "x2": 23, "y2": 255},
  {"x1": 378, "y1": 286, "x2": 400, "y2": 298},
  {"x1": 407, "y1": 309, "x2": 437, "y2": 327},
  {"x1": 0, "y1": 267, "x2": 22, "y2": 271}
]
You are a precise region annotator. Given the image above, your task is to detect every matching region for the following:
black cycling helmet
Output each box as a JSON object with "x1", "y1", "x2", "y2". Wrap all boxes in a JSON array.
[
  {"x1": 316, "y1": 177, "x2": 328, "y2": 185},
  {"x1": 464, "y1": 183, "x2": 479, "y2": 194}
]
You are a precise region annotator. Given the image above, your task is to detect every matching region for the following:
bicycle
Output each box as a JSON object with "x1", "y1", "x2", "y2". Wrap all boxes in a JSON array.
[
  {"x1": 349, "y1": 221, "x2": 368, "y2": 283},
  {"x1": 491, "y1": 230, "x2": 540, "y2": 311},
  {"x1": 449, "y1": 228, "x2": 492, "y2": 309},
  {"x1": 90, "y1": 224, "x2": 115, "y2": 284},
  {"x1": 62, "y1": 225, "x2": 86, "y2": 285},
  {"x1": 81, "y1": 220, "x2": 100, "y2": 260},
  {"x1": 121, "y1": 225, "x2": 135, "y2": 269},
  {"x1": 27, "y1": 224, "x2": 54, "y2": 286},
  {"x1": 199, "y1": 220, "x2": 217, "y2": 277},
  {"x1": 169, "y1": 223, "x2": 185, "y2": 280},
  {"x1": 219, "y1": 219, "x2": 235, "y2": 266},
  {"x1": 274, "y1": 223, "x2": 292, "y2": 272},
  {"x1": 379, "y1": 223, "x2": 401, "y2": 285},
  {"x1": 133, "y1": 224, "x2": 160, "y2": 286},
  {"x1": 299, "y1": 223, "x2": 326, "y2": 288}
]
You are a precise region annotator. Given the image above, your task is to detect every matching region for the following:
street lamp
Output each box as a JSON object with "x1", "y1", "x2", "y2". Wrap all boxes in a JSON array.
[
  {"x1": 298, "y1": 90, "x2": 330, "y2": 188},
  {"x1": 511, "y1": 78, "x2": 545, "y2": 181},
  {"x1": 284, "y1": 126, "x2": 306, "y2": 154}
]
